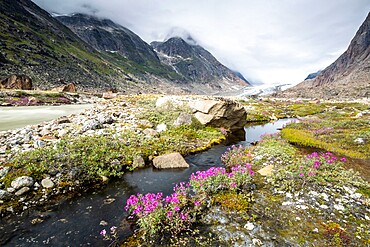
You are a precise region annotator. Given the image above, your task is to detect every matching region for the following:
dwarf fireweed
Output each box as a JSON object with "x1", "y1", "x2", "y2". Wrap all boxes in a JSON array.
[
  {"x1": 298, "y1": 152, "x2": 347, "y2": 183},
  {"x1": 124, "y1": 164, "x2": 254, "y2": 239},
  {"x1": 221, "y1": 144, "x2": 251, "y2": 168}
]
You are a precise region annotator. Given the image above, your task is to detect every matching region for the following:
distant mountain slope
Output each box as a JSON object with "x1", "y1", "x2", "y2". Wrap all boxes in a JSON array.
[
  {"x1": 151, "y1": 37, "x2": 250, "y2": 91},
  {"x1": 0, "y1": 0, "x2": 133, "y2": 90},
  {"x1": 55, "y1": 14, "x2": 178, "y2": 78},
  {"x1": 304, "y1": 70, "x2": 321, "y2": 80},
  {"x1": 281, "y1": 12, "x2": 370, "y2": 98}
]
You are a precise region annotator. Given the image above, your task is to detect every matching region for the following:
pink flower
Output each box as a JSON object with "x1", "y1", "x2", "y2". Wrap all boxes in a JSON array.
[
  {"x1": 299, "y1": 173, "x2": 304, "y2": 177},
  {"x1": 340, "y1": 157, "x2": 347, "y2": 162},
  {"x1": 100, "y1": 229, "x2": 106, "y2": 236},
  {"x1": 167, "y1": 210, "x2": 173, "y2": 218},
  {"x1": 174, "y1": 206, "x2": 180, "y2": 211},
  {"x1": 194, "y1": 201, "x2": 201, "y2": 206}
]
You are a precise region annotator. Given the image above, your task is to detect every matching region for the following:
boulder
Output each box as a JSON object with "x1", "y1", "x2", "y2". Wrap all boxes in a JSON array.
[
  {"x1": 41, "y1": 178, "x2": 55, "y2": 189},
  {"x1": 51, "y1": 83, "x2": 76, "y2": 93},
  {"x1": 0, "y1": 74, "x2": 32, "y2": 90},
  {"x1": 153, "y1": 152, "x2": 189, "y2": 169},
  {"x1": 11, "y1": 176, "x2": 34, "y2": 189},
  {"x1": 174, "y1": 113, "x2": 193, "y2": 126},
  {"x1": 0, "y1": 189, "x2": 11, "y2": 200},
  {"x1": 102, "y1": 92, "x2": 117, "y2": 99},
  {"x1": 15, "y1": 187, "x2": 30, "y2": 196},
  {"x1": 188, "y1": 98, "x2": 247, "y2": 131},
  {"x1": 132, "y1": 155, "x2": 146, "y2": 169}
]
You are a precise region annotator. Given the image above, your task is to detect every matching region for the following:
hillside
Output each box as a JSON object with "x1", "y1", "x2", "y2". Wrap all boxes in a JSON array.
[{"x1": 281, "y1": 12, "x2": 370, "y2": 98}]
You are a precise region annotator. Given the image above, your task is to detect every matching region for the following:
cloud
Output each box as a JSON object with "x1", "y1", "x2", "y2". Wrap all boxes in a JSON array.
[{"x1": 33, "y1": 0, "x2": 370, "y2": 85}]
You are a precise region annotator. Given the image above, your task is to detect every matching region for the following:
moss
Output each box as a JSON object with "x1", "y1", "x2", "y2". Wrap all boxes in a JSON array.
[{"x1": 213, "y1": 191, "x2": 251, "y2": 212}]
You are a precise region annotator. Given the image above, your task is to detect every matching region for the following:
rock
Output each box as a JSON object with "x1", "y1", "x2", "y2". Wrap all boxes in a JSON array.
[
  {"x1": 244, "y1": 222, "x2": 255, "y2": 231},
  {"x1": 57, "y1": 129, "x2": 69, "y2": 137},
  {"x1": 28, "y1": 96, "x2": 38, "y2": 104},
  {"x1": 0, "y1": 166, "x2": 10, "y2": 179},
  {"x1": 55, "y1": 116, "x2": 71, "y2": 124},
  {"x1": 51, "y1": 83, "x2": 76, "y2": 93},
  {"x1": 354, "y1": 138, "x2": 365, "y2": 144},
  {"x1": 41, "y1": 178, "x2": 55, "y2": 189},
  {"x1": 257, "y1": 165, "x2": 274, "y2": 176},
  {"x1": 102, "y1": 92, "x2": 117, "y2": 99},
  {"x1": 101, "y1": 176, "x2": 109, "y2": 183},
  {"x1": 81, "y1": 119, "x2": 103, "y2": 132},
  {"x1": 188, "y1": 98, "x2": 247, "y2": 131},
  {"x1": 97, "y1": 114, "x2": 114, "y2": 124},
  {"x1": 133, "y1": 156, "x2": 145, "y2": 168},
  {"x1": 0, "y1": 189, "x2": 11, "y2": 200},
  {"x1": 40, "y1": 128, "x2": 51, "y2": 136},
  {"x1": 143, "y1": 128, "x2": 158, "y2": 137},
  {"x1": 156, "y1": 123, "x2": 167, "y2": 132},
  {"x1": 152, "y1": 152, "x2": 189, "y2": 169},
  {"x1": 0, "y1": 74, "x2": 32, "y2": 90},
  {"x1": 156, "y1": 96, "x2": 184, "y2": 109},
  {"x1": 7, "y1": 187, "x2": 15, "y2": 193},
  {"x1": 174, "y1": 113, "x2": 193, "y2": 126},
  {"x1": 34, "y1": 140, "x2": 46, "y2": 148},
  {"x1": 11, "y1": 176, "x2": 34, "y2": 189},
  {"x1": 15, "y1": 187, "x2": 30, "y2": 196}
]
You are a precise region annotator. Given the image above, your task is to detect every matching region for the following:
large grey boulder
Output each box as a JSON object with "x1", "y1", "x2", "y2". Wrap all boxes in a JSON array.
[
  {"x1": 153, "y1": 152, "x2": 189, "y2": 169},
  {"x1": 188, "y1": 98, "x2": 247, "y2": 131},
  {"x1": 11, "y1": 176, "x2": 34, "y2": 190},
  {"x1": 174, "y1": 113, "x2": 193, "y2": 126}
]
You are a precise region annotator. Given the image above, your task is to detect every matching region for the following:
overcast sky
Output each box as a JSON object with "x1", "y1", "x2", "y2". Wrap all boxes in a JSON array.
[{"x1": 33, "y1": 0, "x2": 369, "y2": 85}]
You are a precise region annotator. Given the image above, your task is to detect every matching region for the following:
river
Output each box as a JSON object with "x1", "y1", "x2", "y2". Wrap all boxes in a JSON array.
[{"x1": 0, "y1": 105, "x2": 93, "y2": 131}]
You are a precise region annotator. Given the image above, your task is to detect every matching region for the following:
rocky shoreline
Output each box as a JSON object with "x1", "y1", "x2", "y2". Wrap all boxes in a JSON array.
[{"x1": 0, "y1": 94, "x2": 247, "y2": 216}]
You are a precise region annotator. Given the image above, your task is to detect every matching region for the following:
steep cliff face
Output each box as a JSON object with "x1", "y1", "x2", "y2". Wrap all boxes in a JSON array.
[
  {"x1": 151, "y1": 37, "x2": 250, "y2": 91},
  {"x1": 282, "y1": 13, "x2": 370, "y2": 98}
]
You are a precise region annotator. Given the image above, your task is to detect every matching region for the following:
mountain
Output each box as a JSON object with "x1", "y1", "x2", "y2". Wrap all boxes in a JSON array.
[
  {"x1": 55, "y1": 14, "x2": 177, "y2": 78},
  {"x1": 151, "y1": 37, "x2": 250, "y2": 92},
  {"x1": 281, "y1": 13, "x2": 370, "y2": 98},
  {"x1": 0, "y1": 0, "x2": 132, "y2": 90}
]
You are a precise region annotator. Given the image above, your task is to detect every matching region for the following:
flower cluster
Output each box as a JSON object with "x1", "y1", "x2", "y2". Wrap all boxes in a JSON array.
[
  {"x1": 221, "y1": 145, "x2": 251, "y2": 168},
  {"x1": 190, "y1": 164, "x2": 254, "y2": 195},
  {"x1": 298, "y1": 152, "x2": 347, "y2": 180},
  {"x1": 100, "y1": 226, "x2": 118, "y2": 243},
  {"x1": 125, "y1": 192, "x2": 163, "y2": 217},
  {"x1": 124, "y1": 163, "x2": 255, "y2": 239}
]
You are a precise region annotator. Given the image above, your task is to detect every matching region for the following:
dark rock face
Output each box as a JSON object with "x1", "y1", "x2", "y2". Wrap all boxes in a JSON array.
[
  {"x1": 56, "y1": 14, "x2": 161, "y2": 66},
  {"x1": 0, "y1": 74, "x2": 32, "y2": 90},
  {"x1": 282, "y1": 12, "x2": 370, "y2": 98},
  {"x1": 151, "y1": 37, "x2": 250, "y2": 86}
]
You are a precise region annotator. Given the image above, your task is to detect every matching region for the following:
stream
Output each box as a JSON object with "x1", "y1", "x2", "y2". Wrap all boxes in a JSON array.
[{"x1": 0, "y1": 118, "x2": 295, "y2": 246}]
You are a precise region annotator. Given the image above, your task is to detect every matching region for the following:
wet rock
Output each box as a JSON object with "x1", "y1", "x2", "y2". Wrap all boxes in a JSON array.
[
  {"x1": 41, "y1": 178, "x2": 55, "y2": 189},
  {"x1": 133, "y1": 155, "x2": 145, "y2": 169},
  {"x1": 0, "y1": 189, "x2": 11, "y2": 200},
  {"x1": 173, "y1": 112, "x2": 193, "y2": 126},
  {"x1": 11, "y1": 176, "x2": 34, "y2": 189},
  {"x1": 152, "y1": 152, "x2": 189, "y2": 169},
  {"x1": 15, "y1": 187, "x2": 30, "y2": 196}
]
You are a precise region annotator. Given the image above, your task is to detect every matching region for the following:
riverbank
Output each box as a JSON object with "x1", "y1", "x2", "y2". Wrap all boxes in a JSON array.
[{"x1": 0, "y1": 94, "x2": 246, "y2": 217}]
